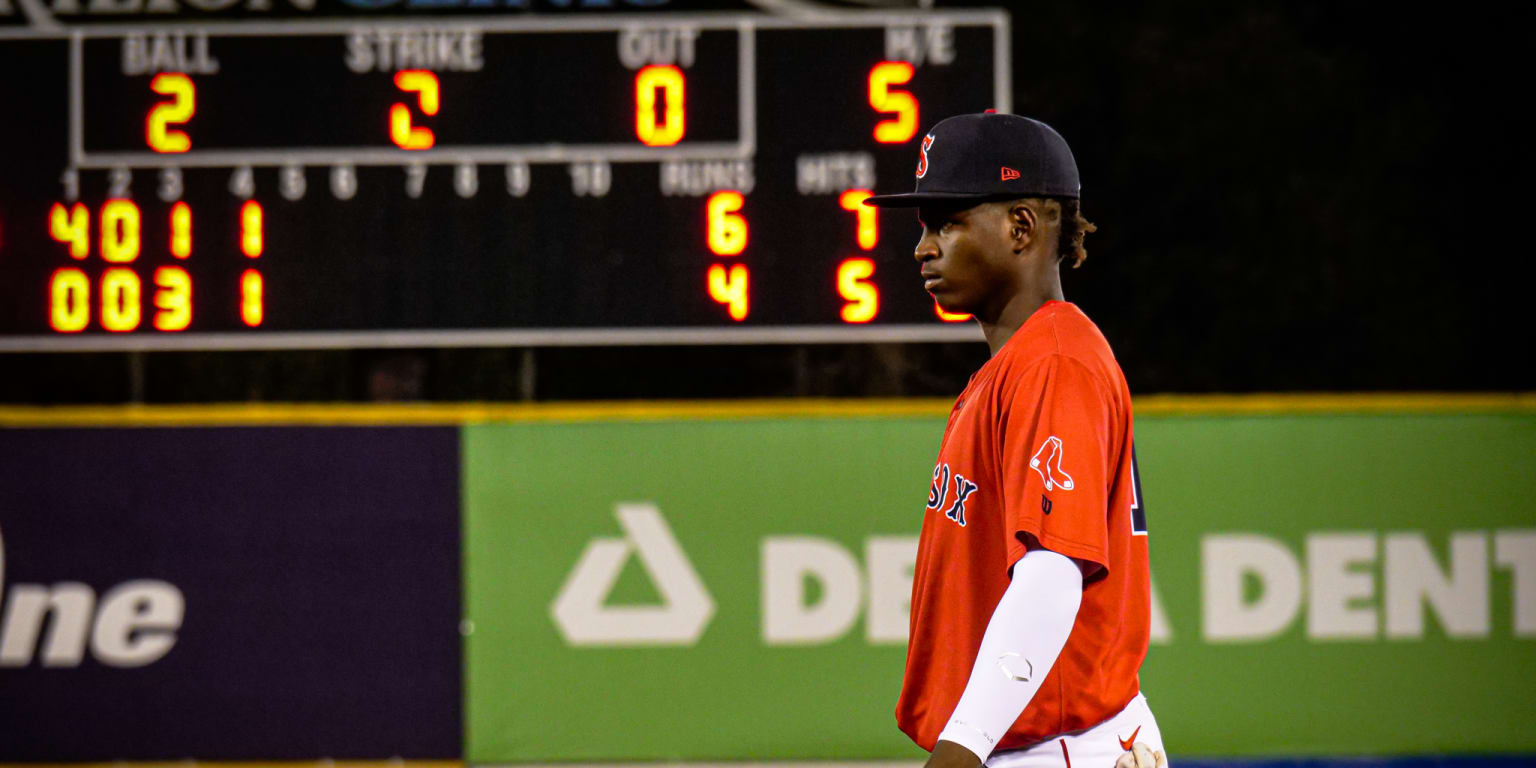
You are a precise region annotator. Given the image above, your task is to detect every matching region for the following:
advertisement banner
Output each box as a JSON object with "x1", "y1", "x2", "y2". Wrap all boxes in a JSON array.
[
  {"x1": 1138, "y1": 413, "x2": 1535, "y2": 756},
  {"x1": 0, "y1": 427, "x2": 462, "y2": 760},
  {"x1": 463, "y1": 411, "x2": 1536, "y2": 761}
]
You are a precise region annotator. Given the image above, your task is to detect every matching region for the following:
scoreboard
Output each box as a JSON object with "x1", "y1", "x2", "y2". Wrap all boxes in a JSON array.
[{"x1": 0, "y1": 10, "x2": 1008, "y2": 350}]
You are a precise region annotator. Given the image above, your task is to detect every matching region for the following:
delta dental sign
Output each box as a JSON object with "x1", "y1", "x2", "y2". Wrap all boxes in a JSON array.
[
  {"x1": 546, "y1": 505, "x2": 1536, "y2": 647},
  {"x1": 549, "y1": 503, "x2": 922, "y2": 647},
  {"x1": 1202, "y1": 530, "x2": 1536, "y2": 641}
]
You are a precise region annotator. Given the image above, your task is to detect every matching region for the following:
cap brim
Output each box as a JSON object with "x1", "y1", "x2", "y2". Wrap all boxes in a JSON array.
[{"x1": 862, "y1": 191, "x2": 998, "y2": 208}]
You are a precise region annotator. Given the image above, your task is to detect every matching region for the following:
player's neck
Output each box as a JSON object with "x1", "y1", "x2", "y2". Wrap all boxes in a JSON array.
[{"x1": 979, "y1": 273, "x2": 1065, "y2": 357}]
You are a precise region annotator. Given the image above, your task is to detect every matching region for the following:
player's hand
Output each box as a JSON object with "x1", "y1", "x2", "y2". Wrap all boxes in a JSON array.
[
  {"x1": 924, "y1": 740, "x2": 983, "y2": 768},
  {"x1": 1113, "y1": 742, "x2": 1166, "y2": 768}
]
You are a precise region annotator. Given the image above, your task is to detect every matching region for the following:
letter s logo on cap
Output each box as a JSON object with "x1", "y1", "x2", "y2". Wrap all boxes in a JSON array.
[{"x1": 915, "y1": 134, "x2": 935, "y2": 179}]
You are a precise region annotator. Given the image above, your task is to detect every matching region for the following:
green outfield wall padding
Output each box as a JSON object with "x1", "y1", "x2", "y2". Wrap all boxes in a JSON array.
[{"x1": 462, "y1": 413, "x2": 1536, "y2": 761}]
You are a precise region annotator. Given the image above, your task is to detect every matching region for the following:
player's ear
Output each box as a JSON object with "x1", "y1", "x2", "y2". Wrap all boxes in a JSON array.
[{"x1": 1007, "y1": 200, "x2": 1037, "y2": 254}]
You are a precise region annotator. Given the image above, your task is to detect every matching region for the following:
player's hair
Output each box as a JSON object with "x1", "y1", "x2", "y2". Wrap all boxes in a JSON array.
[
  {"x1": 1056, "y1": 197, "x2": 1097, "y2": 269},
  {"x1": 1007, "y1": 197, "x2": 1098, "y2": 268}
]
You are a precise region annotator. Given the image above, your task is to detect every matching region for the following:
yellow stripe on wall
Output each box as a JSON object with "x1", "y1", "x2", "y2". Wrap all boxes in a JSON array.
[
  {"x1": 1132, "y1": 392, "x2": 1536, "y2": 416},
  {"x1": 0, "y1": 393, "x2": 1530, "y2": 428},
  {"x1": 0, "y1": 399, "x2": 950, "y2": 427}
]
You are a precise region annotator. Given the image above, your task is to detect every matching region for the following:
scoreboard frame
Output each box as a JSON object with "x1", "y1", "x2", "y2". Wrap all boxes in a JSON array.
[{"x1": 0, "y1": 9, "x2": 1009, "y2": 352}]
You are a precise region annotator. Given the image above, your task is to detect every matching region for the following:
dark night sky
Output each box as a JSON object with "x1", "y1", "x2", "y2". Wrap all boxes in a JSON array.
[{"x1": 994, "y1": 1, "x2": 1530, "y2": 392}]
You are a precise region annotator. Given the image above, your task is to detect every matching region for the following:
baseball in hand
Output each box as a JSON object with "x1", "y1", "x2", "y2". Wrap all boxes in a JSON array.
[{"x1": 1113, "y1": 743, "x2": 1166, "y2": 768}]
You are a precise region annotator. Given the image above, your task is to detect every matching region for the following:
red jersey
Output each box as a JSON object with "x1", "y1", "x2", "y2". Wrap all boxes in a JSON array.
[{"x1": 896, "y1": 300, "x2": 1150, "y2": 752}]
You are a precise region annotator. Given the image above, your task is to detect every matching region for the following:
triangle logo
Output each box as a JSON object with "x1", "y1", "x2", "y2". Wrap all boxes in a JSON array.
[{"x1": 550, "y1": 503, "x2": 715, "y2": 646}]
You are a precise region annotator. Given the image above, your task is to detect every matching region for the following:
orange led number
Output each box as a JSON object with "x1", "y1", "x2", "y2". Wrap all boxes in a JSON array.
[
  {"x1": 49, "y1": 268, "x2": 89, "y2": 332},
  {"x1": 100, "y1": 268, "x2": 141, "y2": 332},
  {"x1": 240, "y1": 200, "x2": 263, "y2": 257},
  {"x1": 170, "y1": 201, "x2": 192, "y2": 258},
  {"x1": 838, "y1": 189, "x2": 878, "y2": 250},
  {"x1": 935, "y1": 301, "x2": 971, "y2": 322},
  {"x1": 153, "y1": 266, "x2": 192, "y2": 332},
  {"x1": 146, "y1": 73, "x2": 194, "y2": 153},
  {"x1": 241, "y1": 269, "x2": 264, "y2": 327},
  {"x1": 706, "y1": 190, "x2": 748, "y2": 256},
  {"x1": 707, "y1": 264, "x2": 748, "y2": 321},
  {"x1": 635, "y1": 64, "x2": 686, "y2": 147},
  {"x1": 49, "y1": 202, "x2": 89, "y2": 259},
  {"x1": 837, "y1": 258, "x2": 879, "y2": 323},
  {"x1": 868, "y1": 61, "x2": 918, "y2": 144},
  {"x1": 100, "y1": 200, "x2": 141, "y2": 263},
  {"x1": 390, "y1": 70, "x2": 438, "y2": 150}
]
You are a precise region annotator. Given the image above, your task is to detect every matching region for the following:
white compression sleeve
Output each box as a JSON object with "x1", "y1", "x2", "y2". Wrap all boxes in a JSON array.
[{"x1": 935, "y1": 548, "x2": 1084, "y2": 762}]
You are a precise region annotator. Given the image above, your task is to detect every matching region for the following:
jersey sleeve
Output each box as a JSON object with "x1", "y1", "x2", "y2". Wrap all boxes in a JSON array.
[{"x1": 999, "y1": 354, "x2": 1115, "y2": 575}]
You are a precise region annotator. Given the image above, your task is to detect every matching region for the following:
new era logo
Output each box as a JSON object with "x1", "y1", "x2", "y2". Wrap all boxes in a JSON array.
[{"x1": 1001, "y1": 166, "x2": 1020, "y2": 181}]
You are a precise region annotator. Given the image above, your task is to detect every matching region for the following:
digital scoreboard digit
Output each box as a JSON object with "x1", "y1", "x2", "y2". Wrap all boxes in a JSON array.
[{"x1": 0, "y1": 10, "x2": 1008, "y2": 350}]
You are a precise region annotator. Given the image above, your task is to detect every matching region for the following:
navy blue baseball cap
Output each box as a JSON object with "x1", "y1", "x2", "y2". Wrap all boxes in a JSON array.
[{"x1": 864, "y1": 112, "x2": 1081, "y2": 207}]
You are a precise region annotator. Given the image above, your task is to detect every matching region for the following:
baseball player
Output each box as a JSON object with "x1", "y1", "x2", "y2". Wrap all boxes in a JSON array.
[{"x1": 864, "y1": 112, "x2": 1166, "y2": 768}]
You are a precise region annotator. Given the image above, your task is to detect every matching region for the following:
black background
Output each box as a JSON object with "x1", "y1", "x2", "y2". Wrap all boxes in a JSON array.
[{"x1": 0, "y1": 0, "x2": 1530, "y2": 400}]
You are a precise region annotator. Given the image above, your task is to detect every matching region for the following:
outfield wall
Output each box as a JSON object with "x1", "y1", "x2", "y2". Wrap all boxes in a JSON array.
[{"x1": 1, "y1": 397, "x2": 1532, "y2": 761}]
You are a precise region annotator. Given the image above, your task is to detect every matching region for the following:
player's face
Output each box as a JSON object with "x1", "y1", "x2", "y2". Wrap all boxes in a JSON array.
[{"x1": 914, "y1": 202, "x2": 1018, "y2": 320}]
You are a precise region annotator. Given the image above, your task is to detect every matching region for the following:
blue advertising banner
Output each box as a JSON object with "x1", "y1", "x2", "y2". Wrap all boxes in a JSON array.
[{"x1": 0, "y1": 427, "x2": 461, "y2": 760}]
